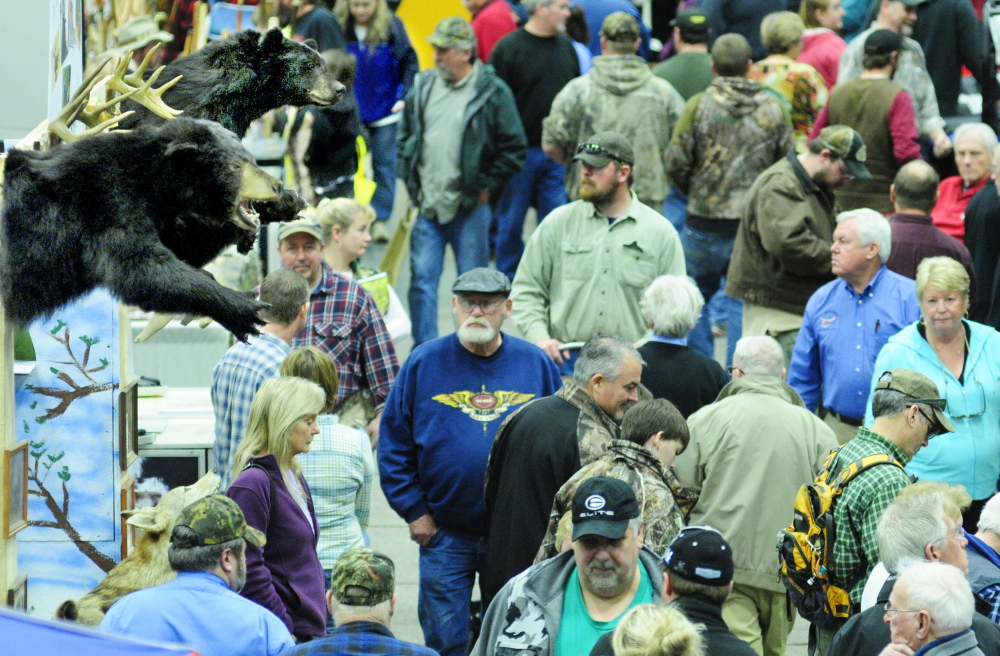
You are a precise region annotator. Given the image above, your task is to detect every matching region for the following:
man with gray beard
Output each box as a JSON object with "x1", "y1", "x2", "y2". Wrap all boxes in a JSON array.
[{"x1": 379, "y1": 268, "x2": 561, "y2": 656}]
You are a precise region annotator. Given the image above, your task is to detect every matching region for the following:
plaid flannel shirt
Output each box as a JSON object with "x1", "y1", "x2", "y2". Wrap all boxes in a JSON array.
[
  {"x1": 294, "y1": 265, "x2": 398, "y2": 412},
  {"x1": 279, "y1": 620, "x2": 439, "y2": 656},
  {"x1": 830, "y1": 427, "x2": 912, "y2": 604},
  {"x1": 212, "y1": 332, "x2": 290, "y2": 490}
]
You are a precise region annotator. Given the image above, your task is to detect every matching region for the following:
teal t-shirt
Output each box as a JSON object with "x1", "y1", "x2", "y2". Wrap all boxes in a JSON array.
[{"x1": 554, "y1": 561, "x2": 655, "y2": 656}]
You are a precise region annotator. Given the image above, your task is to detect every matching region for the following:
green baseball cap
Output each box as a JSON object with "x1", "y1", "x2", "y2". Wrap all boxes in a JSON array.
[
  {"x1": 813, "y1": 125, "x2": 872, "y2": 180},
  {"x1": 428, "y1": 17, "x2": 476, "y2": 49},
  {"x1": 277, "y1": 215, "x2": 323, "y2": 243},
  {"x1": 170, "y1": 495, "x2": 266, "y2": 548},
  {"x1": 875, "y1": 369, "x2": 956, "y2": 434},
  {"x1": 330, "y1": 547, "x2": 395, "y2": 606}
]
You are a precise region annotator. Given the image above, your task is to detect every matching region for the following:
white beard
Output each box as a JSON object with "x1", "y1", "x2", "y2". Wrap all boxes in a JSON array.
[{"x1": 457, "y1": 317, "x2": 499, "y2": 345}]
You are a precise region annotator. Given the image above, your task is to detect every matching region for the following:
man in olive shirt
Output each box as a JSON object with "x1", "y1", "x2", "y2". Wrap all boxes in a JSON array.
[
  {"x1": 652, "y1": 8, "x2": 715, "y2": 101},
  {"x1": 511, "y1": 131, "x2": 685, "y2": 374}
]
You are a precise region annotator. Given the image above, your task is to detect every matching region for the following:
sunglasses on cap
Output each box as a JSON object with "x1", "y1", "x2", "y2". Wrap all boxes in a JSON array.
[{"x1": 576, "y1": 142, "x2": 631, "y2": 164}]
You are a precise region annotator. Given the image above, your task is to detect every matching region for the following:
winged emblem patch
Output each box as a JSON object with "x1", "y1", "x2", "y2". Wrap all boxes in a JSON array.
[{"x1": 433, "y1": 385, "x2": 535, "y2": 423}]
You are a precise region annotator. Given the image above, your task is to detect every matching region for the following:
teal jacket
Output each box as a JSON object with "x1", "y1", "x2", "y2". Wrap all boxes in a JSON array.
[
  {"x1": 396, "y1": 63, "x2": 526, "y2": 216},
  {"x1": 865, "y1": 320, "x2": 1000, "y2": 499}
]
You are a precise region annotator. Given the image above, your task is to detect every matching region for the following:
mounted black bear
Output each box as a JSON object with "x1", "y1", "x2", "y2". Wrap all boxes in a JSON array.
[
  {"x1": 119, "y1": 28, "x2": 345, "y2": 137},
  {"x1": 0, "y1": 118, "x2": 290, "y2": 341}
]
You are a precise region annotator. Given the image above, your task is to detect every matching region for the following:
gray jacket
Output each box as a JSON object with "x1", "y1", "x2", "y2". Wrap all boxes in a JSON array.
[
  {"x1": 471, "y1": 547, "x2": 664, "y2": 656},
  {"x1": 920, "y1": 631, "x2": 986, "y2": 656}
]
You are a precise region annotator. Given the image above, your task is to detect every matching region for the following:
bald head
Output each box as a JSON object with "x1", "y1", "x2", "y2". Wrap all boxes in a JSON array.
[{"x1": 892, "y1": 160, "x2": 939, "y2": 214}]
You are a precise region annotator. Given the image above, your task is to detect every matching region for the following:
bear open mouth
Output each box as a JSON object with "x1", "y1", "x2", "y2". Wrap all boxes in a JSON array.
[{"x1": 233, "y1": 199, "x2": 261, "y2": 231}]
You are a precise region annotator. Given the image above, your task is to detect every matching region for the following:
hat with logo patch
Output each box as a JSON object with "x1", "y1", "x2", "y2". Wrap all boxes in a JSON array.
[
  {"x1": 330, "y1": 547, "x2": 395, "y2": 606},
  {"x1": 662, "y1": 525, "x2": 734, "y2": 586},
  {"x1": 864, "y1": 29, "x2": 902, "y2": 57},
  {"x1": 571, "y1": 476, "x2": 641, "y2": 541},
  {"x1": 277, "y1": 215, "x2": 323, "y2": 243},
  {"x1": 573, "y1": 131, "x2": 635, "y2": 168},
  {"x1": 601, "y1": 12, "x2": 640, "y2": 43},
  {"x1": 875, "y1": 369, "x2": 956, "y2": 434},
  {"x1": 170, "y1": 495, "x2": 266, "y2": 548},
  {"x1": 812, "y1": 125, "x2": 872, "y2": 180},
  {"x1": 451, "y1": 267, "x2": 512, "y2": 296},
  {"x1": 428, "y1": 16, "x2": 476, "y2": 49},
  {"x1": 671, "y1": 8, "x2": 710, "y2": 35}
]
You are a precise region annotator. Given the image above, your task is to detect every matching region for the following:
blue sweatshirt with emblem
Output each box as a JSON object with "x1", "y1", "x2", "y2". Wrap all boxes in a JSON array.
[{"x1": 378, "y1": 332, "x2": 562, "y2": 535}]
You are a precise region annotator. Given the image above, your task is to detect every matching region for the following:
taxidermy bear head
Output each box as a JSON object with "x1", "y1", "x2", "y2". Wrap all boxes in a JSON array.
[
  {"x1": 120, "y1": 28, "x2": 346, "y2": 137},
  {"x1": 0, "y1": 118, "x2": 286, "y2": 341}
]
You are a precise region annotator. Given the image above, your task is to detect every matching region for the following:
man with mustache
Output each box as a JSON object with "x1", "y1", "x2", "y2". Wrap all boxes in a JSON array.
[
  {"x1": 379, "y1": 267, "x2": 561, "y2": 656},
  {"x1": 98, "y1": 496, "x2": 294, "y2": 656},
  {"x1": 473, "y1": 477, "x2": 662, "y2": 656}
]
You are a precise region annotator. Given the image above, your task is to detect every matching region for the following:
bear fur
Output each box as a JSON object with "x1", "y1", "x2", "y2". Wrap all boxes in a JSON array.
[
  {"x1": 121, "y1": 28, "x2": 345, "y2": 137},
  {"x1": 0, "y1": 118, "x2": 287, "y2": 341}
]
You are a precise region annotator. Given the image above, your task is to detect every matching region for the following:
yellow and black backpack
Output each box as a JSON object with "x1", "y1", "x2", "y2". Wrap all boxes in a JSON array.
[{"x1": 777, "y1": 448, "x2": 905, "y2": 627}]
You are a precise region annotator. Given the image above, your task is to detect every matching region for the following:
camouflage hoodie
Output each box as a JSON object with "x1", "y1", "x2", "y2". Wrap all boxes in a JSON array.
[
  {"x1": 665, "y1": 76, "x2": 792, "y2": 222},
  {"x1": 542, "y1": 55, "x2": 685, "y2": 206}
]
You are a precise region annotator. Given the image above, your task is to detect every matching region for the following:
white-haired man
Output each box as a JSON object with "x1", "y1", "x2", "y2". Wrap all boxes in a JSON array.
[
  {"x1": 963, "y1": 143, "x2": 1000, "y2": 327},
  {"x1": 880, "y1": 562, "x2": 984, "y2": 656},
  {"x1": 932, "y1": 123, "x2": 998, "y2": 241},
  {"x1": 674, "y1": 336, "x2": 837, "y2": 656},
  {"x1": 788, "y1": 209, "x2": 921, "y2": 444}
]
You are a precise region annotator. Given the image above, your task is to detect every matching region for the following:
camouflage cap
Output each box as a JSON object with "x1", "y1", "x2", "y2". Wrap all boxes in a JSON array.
[
  {"x1": 812, "y1": 125, "x2": 872, "y2": 181},
  {"x1": 171, "y1": 495, "x2": 266, "y2": 548},
  {"x1": 330, "y1": 547, "x2": 395, "y2": 606},
  {"x1": 601, "y1": 12, "x2": 640, "y2": 43},
  {"x1": 428, "y1": 17, "x2": 476, "y2": 49},
  {"x1": 875, "y1": 369, "x2": 956, "y2": 434}
]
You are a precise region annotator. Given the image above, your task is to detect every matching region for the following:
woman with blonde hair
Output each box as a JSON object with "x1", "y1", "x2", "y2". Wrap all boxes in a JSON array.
[
  {"x1": 867, "y1": 256, "x2": 1000, "y2": 531},
  {"x1": 279, "y1": 347, "x2": 374, "y2": 631},
  {"x1": 226, "y1": 376, "x2": 328, "y2": 642},
  {"x1": 611, "y1": 604, "x2": 704, "y2": 656},
  {"x1": 798, "y1": 0, "x2": 847, "y2": 91},
  {"x1": 334, "y1": 0, "x2": 418, "y2": 241},
  {"x1": 316, "y1": 197, "x2": 411, "y2": 341},
  {"x1": 749, "y1": 11, "x2": 828, "y2": 152}
]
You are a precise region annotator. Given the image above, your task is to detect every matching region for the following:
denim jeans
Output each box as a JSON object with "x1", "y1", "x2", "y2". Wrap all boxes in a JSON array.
[
  {"x1": 368, "y1": 121, "x2": 398, "y2": 223},
  {"x1": 408, "y1": 204, "x2": 491, "y2": 345},
  {"x1": 680, "y1": 224, "x2": 743, "y2": 366},
  {"x1": 493, "y1": 146, "x2": 567, "y2": 278},
  {"x1": 661, "y1": 186, "x2": 688, "y2": 233},
  {"x1": 418, "y1": 527, "x2": 487, "y2": 656}
]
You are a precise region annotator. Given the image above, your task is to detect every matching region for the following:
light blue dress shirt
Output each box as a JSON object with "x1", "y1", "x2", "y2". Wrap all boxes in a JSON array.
[
  {"x1": 788, "y1": 266, "x2": 920, "y2": 418},
  {"x1": 99, "y1": 571, "x2": 295, "y2": 656}
]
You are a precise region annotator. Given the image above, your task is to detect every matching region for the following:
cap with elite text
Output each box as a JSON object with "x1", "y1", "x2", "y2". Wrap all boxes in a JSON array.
[{"x1": 571, "y1": 476, "x2": 640, "y2": 541}]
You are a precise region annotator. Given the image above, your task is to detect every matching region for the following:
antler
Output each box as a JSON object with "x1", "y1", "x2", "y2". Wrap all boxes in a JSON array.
[
  {"x1": 49, "y1": 59, "x2": 137, "y2": 145},
  {"x1": 107, "y1": 43, "x2": 184, "y2": 121}
]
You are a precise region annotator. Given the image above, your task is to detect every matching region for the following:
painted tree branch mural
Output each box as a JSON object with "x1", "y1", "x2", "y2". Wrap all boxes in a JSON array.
[
  {"x1": 27, "y1": 439, "x2": 115, "y2": 573},
  {"x1": 24, "y1": 321, "x2": 115, "y2": 422}
]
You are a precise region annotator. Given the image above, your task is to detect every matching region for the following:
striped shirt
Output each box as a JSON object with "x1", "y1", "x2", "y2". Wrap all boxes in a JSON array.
[
  {"x1": 212, "y1": 332, "x2": 290, "y2": 490},
  {"x1": 298, "y1": 416, "x2": 374, "y2": 569}
]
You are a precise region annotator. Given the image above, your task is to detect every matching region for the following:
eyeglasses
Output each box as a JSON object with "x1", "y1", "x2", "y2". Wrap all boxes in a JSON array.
[
  {"x1": 913, "y1": 406, "x2": 943, "y2": 439},
  {"x1": 884, "y1": 602, "x2": 923, "y2": 616},
  {"x1": 576, "y1": 142, "x2": 629, "y2": 164},
  {"x1": 456, "y1": 298, "x2": 506, "y2": 313},
  {"x1": 726, "y1": 366, "x2": 743, "y2": 376},
  {"x1": 934, "y1": 526, "x2": 966, "y2": 545},
  {"x1": 942, "y1": 374, "x2": 986, "y2": 419}
]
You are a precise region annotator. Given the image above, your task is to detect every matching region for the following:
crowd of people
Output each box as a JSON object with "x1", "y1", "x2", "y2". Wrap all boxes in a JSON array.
[{"x1": 95, "y1": 1, "x2": 1000, "y2": 656}]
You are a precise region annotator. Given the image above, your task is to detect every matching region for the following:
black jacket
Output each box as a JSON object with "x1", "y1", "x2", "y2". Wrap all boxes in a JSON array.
[{"x1": 827, "y1": 577, "x2": 1000, "y2": 656}]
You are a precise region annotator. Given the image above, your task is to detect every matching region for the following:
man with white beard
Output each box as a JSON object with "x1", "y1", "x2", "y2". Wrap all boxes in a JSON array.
[{"x1": 378, "y1": 268, "x2": 562, "y2": 656}]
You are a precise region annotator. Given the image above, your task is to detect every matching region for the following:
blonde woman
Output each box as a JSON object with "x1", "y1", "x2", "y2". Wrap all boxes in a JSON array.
[
  {"x1": 316, "y1": 197, "x2": 411, "y2": 341},
  {"x1": 607, "y1": 604, "x2": 704, "y2": 656},
  {"x1": 226, "y1": 376, "x2": 327, "y2": 642},
  {"x1": 279, "y1": 347, "x2": 374, "y2": 631},
  {"x1": 867, "y1": 256, "x2": 1000, "y2": 531},
  {"x1": 749, "y1": 11, "x2": 828, "y2": 152},
  {"x1": 798, "y1": 0, "x2": 847, "y2": 91},
  {"x1": 334, "y1": 0, "x2": 418, "y2": 239}
]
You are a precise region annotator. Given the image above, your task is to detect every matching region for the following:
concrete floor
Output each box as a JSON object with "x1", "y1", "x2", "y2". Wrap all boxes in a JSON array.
[{"x1": 356, "y1": 183, "x2": 810, "y2": 655}]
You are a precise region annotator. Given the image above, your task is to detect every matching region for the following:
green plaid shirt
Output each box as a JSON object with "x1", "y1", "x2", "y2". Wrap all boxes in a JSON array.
[{"x1": 830, "y1": 427, "x2": 912, "y2": 604}]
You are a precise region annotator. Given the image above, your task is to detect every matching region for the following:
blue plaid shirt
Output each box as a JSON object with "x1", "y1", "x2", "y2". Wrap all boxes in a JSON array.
[
  {"x1": 278, "y1": 621, "x2": 440, "y2": 656},
  {"x1": 212, "y1": 331, "x2": 290, "y2": 489}
]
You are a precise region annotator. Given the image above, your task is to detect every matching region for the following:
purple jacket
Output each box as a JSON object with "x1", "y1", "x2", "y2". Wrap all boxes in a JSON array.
[{"x1": 227, "y1": 454, "x2": 326, "y2": 641}]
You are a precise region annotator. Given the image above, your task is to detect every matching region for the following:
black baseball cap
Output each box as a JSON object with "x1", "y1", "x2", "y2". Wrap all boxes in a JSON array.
[
  {"x1": 573, "y1": 131, "x2": 635, "y2": 168},
  {"x1": 662, "y1": 525, "x2": 734, "y2": 586},
  {"x1": 864, "y1": 29, "x2": 902, "y2": 56},
  {"x1": 571, "y1": 476, "x2": 640, "y2": 541},
  {"x1": 671, "y1": 8, "x2": 710, "y2": 35}
]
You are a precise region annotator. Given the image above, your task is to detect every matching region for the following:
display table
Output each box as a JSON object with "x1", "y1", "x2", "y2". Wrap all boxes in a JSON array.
[
  {"x1": 130, "y1": 319, "x2": 232, "y2": 387},
  {"x1": 136, "y1": 387, "x2": 217, "y2": 499}
]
